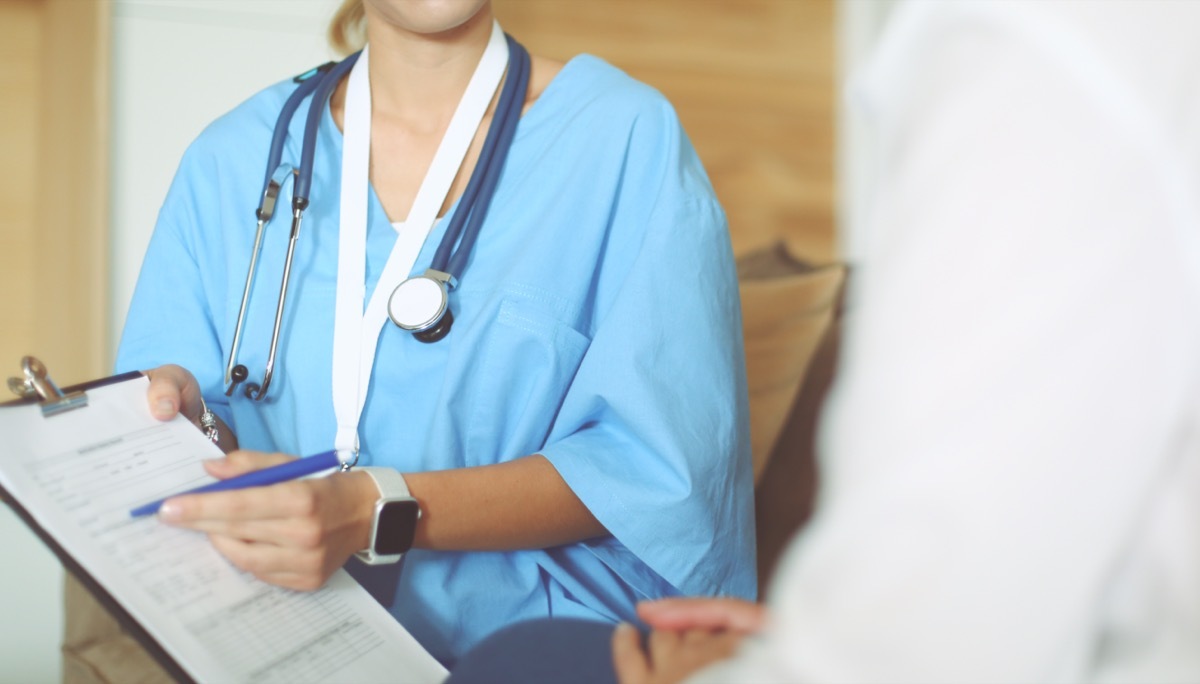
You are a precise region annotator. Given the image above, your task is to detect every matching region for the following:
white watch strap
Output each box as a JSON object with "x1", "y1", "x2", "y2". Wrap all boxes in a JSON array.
[
  {"x1": 358, "y1": 466, "x2": 413, "y2": 500},
  {"x1": 355, "y1": 467, "x2": 417, "y2": 565}
]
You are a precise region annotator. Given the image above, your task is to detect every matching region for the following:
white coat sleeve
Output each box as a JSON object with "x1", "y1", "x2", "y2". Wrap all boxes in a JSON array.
[{"x1": 690, "y1": 2, "x2": 1200, "y2": 682}]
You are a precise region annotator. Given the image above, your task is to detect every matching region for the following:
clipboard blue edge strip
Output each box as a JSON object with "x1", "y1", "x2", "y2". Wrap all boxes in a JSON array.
[{"x1": 0, "y1": 369, "x2": 145, "y2": 407}]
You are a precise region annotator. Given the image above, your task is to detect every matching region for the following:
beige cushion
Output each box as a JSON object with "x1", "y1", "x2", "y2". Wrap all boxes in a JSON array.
[
  {"x1": 737, "y1": 242, "x2": 844, "y2": 484},
  {"x1": 62, "y1": 574, "x2": 171, "y2": 684}
]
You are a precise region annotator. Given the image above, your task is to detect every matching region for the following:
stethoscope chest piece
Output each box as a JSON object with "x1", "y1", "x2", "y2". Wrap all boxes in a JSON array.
[{"x1": 388, "y1": 269, "x2": 456, "y2": 343}]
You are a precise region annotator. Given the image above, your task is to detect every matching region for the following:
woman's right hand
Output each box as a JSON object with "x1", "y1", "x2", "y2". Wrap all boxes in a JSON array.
[
  {"x1": 144, "y1": 363, "x2": 204, "y2": 423},
  {"x1": 160, "y1": 450, "x2": 379, "y2": 592}
]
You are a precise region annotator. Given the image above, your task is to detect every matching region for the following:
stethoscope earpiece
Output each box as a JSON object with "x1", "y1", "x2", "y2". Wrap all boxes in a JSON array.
[
  {"x1": 243, "y1": 382, "x2": 264, "y2": 401},
  {"x1": 221, "y1": 52, "x2": 362, "y2": 404},
  {"x1": 225, "y1": 364, "x2": 249, "y2": 397},
  {"x1": 224, "y1": 364, "x2": 266, "y2": 401}
]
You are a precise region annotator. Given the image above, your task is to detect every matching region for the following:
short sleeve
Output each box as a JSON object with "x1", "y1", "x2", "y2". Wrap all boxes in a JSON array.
[
  {"x1": 539, "y1": 106, "x2": 757, "y2": 600},
  {"x1": 115, "y1": 139, "x2": 233, "y2": 426}
]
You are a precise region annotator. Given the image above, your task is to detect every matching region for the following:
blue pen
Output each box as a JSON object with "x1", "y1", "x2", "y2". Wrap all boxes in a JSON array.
[{"x1": 129, "y1": 449, "x2": 341, "y2": 518}]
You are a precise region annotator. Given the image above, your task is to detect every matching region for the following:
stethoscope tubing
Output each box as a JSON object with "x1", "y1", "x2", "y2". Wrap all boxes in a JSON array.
[
  {"x1": 431, "y1": 36, "x2": 530, "y2": 279},
  {"x1": 296, "y1": 53, "x2": 361, "y2": 207},
  {"x1": 227, "y1": 36, "x2": 528, "y2": 399},
  {"x1": 227, "y1": 54, "x2": 360, "y2": 398},
  {"x1": 449, "y1": 40, "x2": 530, "y2": 277},
  {"x1": 256, "y1": 52, "x2": 357, "y2": 396},
  {"x1": 259, "y1": 70, "x2": 322, "y2": 208},
  {"x1": 225, "y1": 163, "x2": 296, "y2": 389}
]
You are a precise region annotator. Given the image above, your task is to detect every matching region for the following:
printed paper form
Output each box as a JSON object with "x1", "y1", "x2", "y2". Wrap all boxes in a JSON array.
[{"x1": 0, "y1": 376, "x2": 446, "y2": 683}]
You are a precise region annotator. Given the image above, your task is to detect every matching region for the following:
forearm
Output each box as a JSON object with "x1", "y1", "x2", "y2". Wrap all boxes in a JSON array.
[{"x1": 403, "y1": 454, "x2": 608, "y2": 551}]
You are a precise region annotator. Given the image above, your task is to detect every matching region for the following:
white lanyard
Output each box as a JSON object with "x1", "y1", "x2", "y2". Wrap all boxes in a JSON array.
[{"x1": 332, "y1": 22, "x2": 509, "y2": 463}]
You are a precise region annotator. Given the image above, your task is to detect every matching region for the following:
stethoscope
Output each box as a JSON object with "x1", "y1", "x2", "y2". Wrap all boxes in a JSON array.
[{"x1": 225, "y1": 35, "x2": 530, "y2": 401}]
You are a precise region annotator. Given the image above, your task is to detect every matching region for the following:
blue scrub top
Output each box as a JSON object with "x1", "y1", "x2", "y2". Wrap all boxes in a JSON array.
[{"x1": 117, "y1": 54, "x2": 755, "y2": 666}]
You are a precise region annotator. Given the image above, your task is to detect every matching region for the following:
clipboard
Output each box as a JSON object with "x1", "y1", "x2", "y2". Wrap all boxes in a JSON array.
[
  {"x1": 0, "y1": 358, "x2": 193, "y2": 683},
  {"x1": 0, "y1": 356, "x2": 447, "y2": 684}
]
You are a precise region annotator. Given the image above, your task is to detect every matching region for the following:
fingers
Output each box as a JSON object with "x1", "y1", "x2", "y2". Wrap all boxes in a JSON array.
[
  {"x1": 180, "y1": 516, "x2": 317, "y2": 548},
  {"x1": 616, "y1": 599, "x2": 761, "y2": 684},
  {"x1": 158, "y1": 469, "x2": 374, "y2": 550},
  {"x1": 612, "y1": 623, "x2": 650, "y2": 684},
  {"x1": 203, "y1": 451, "x2": 296, "y2": 479},
  {"x1": 688, "y1": 629, "x2": 742, "y2": 661},
  {"x1": 155, "y1": 464, "x2": 376, "y2": 595},
  {"x1": 159, "y1": 478, "x2": 318, "y2": 526},
  {"x1": 614, "y1": 624, "x2": 741, "y2": 684},
  {"x1": 637, "y1": 597, "x2": 766, "y2": 634},
  {"x1": 208, "y1": 535, "x2": 330, "y2": 592},
  {"x1": 648, "y1": 628, "x2": 681, "y2": 659},
  {"x1": 145, "y1": 364, "x2": 200, "y2": 421}
]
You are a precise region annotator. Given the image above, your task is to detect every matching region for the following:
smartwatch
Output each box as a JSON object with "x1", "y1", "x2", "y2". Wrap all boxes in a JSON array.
[{"x1": 354, "y1": 467, "x2": 421, "y2": 565}]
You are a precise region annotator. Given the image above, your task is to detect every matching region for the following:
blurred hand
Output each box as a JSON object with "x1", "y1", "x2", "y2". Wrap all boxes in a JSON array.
[
  {"x1": 637, "y1": 597, "x2": 766, "y2": 635},
  {"x1": 145, "y1": 364, "x2": 203, "y2": 423},
  {"x1": 612, "y1": 623, "x2": 743, "y2": 684},
  {"x1": 158, "y1": 450, "x2": 380, "y2": 591}
]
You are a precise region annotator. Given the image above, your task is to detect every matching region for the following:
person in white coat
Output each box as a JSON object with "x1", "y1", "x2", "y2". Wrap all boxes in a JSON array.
[{"x1": 610, "y1": 1, "x2": 1200, "y2": 682}]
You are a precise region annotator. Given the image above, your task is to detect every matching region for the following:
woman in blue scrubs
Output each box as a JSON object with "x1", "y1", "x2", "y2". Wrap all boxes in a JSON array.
[{"x1": 117, "y1": 0, "x2": 754, "y2": 667}]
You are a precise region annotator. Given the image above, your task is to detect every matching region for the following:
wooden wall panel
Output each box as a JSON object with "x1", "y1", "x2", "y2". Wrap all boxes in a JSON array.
[
  {"x1": 0, "y1": 0, "x2": 109, "y2": 387},
  {"x1": 0, "y1": 0, "x2": 42, "y2": 376},
  {"x1": 495, "y1": 0, "x2": 836, "y2": 261},
  {"x1": 33, "y1": 0, "x2": 112, "y2": 385}
]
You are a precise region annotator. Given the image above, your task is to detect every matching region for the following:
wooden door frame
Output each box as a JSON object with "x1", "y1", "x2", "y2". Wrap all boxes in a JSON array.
[{"x1": 33, "y1": 0, "x2": 111, "y2": 384}]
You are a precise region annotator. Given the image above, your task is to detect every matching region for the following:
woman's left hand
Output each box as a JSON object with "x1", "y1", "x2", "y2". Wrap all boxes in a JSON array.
[{"x1": 158, "y1": 451, "x2": 379, "y2": 591}]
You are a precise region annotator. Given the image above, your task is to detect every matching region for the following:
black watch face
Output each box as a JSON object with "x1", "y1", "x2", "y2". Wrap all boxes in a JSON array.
[{"x1": 376, "y1": 499, "x2": 419, "y2": 555}]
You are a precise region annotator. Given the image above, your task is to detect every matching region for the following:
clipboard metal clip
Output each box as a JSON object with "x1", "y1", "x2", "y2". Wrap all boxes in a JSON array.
[{"x1": 7, "y1": 356, "x2": 88, "y2": 417}]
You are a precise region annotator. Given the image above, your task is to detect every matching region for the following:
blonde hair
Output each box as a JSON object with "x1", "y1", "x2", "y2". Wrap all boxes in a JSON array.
[{"x1": 328, "y1": 0, "x2": 367, "y2": 55}]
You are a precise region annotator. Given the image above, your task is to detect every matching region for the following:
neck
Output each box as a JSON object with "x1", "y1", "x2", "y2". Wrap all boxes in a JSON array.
[{"x1": 362, "y1": 7, "x2": 495, "y2": 129}]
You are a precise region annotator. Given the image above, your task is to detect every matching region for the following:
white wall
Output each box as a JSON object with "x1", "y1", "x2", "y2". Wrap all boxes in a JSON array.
[
  {"x1": 109, "y1": 0, "x2": 341, "y2": 357},
  {"x1": 0, "y1": 506, "x2": 64, "y2": 683},
  {"x1": 0, "y1": 4, "x2": 338, "y2": 683}
]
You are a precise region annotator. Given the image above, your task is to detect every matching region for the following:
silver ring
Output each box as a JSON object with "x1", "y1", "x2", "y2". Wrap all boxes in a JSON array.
[{"x1": 198, "y1": 396, "x2": 219, "y2": 444}]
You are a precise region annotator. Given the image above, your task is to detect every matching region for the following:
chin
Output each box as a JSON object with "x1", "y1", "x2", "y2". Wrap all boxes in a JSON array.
[{"x1": 364, "y1": 0, "x2": 491, "y2": 36}]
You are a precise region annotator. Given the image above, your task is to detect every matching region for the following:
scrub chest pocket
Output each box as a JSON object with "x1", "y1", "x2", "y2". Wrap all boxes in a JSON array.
[{"x1": 465, "y1": 293, "x2": 591, "y2": 466}]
